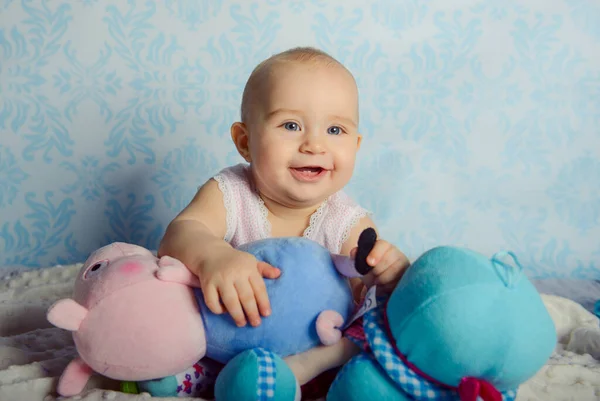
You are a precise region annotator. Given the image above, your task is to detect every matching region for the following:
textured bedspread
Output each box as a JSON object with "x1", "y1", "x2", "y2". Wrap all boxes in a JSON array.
[{"x1": 1, "y1": 264, "x2": 599, "y2": 401}]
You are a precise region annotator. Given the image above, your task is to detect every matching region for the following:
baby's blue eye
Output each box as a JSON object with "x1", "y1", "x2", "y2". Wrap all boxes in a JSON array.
[
  {"x1": 284, "y1": 122, "x2": 300, "y2": 131},
  {"x1": 328, "y1": 126, "x2": 342, "y2": 135}
]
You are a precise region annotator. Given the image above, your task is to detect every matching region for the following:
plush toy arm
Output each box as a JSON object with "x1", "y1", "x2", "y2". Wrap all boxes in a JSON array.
[
  {"x1": 47, "y1": 299, "x2": 88, "y2": 331},
  {"x1": 56, "y1": 357, "x2": 94, "y2": 397},
  {"x1": 316, "y1": 310, "x2": 344, "y2": 346},
  {"x1": 156, "y1": 256, "x2": 201, "y2": 288}
]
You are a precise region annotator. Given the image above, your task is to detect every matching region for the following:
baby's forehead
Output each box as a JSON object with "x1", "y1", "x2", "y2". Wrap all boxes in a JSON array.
[
  {"x1": 264, "y1": 62, "x2": 357, "y2": 103},
  {"x1": 244, "y1": 58, "x2": 359, "y2": 124},
  {"x1": 267, "y1": 59, "x2": 356, "y2": 87}
]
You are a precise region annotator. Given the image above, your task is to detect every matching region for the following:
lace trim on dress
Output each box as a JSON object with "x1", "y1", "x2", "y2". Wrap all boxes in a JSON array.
[
  {"x1": 255, "y1": 195, "x2": 272, "y2": 239},
  {"x1": 213, "y1": 175, "x2": 234, "y2": 243},
  {"x1": 245, "y1": 167, "x2": 272, "y2": 239},
  {"x1": 303, "y1": 200, "x2": 328, "y2": 239},
  {"x1": 257, "y1": 195, "x2": 329, "y2": 239}
]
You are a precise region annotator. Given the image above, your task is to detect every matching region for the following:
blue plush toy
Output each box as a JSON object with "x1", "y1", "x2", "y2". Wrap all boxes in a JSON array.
[
  {"x1": 211, "y1": 232, "x2": 377, "y2": 401},
  {"x1": 199, "y1": 237, "x2": 354, "y2": 363},
  {"x1": 134, "y1": 231, "x2": 375, "y2": 401},
  {"x1": 327, "y1": 242, "x2": 557, "y2": 401}
]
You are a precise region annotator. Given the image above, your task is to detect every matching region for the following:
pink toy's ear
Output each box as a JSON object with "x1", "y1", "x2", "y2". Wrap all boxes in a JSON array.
[
  {"x1": 47, "y1": 299, "x2": 88, "y2": 331},
  {"x1": 156, "y1": 256, "x2": 201, "y2": 288},
  {"x1": 56, "y1": 357, "x2": 94, "y2": 396}
]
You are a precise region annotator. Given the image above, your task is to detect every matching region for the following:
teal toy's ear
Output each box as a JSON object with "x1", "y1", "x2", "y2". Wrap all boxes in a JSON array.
[{"x1": 490, "y1": 251, "x2": 524, "y2": 289}]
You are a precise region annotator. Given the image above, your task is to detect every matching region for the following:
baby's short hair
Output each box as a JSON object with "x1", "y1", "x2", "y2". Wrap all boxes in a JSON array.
[{"x1": 240, "y1": 47, "x2": 350, "y2": 124}]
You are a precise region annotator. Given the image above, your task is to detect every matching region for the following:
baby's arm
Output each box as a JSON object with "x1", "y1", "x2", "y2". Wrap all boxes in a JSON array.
[
  {"x1": 159, "y1": 179, "x2": 280, "y2": 327},
  {"x1": 158, "y1": 179, "x2": 230, "y2": 273},
  {"x1": 284, "y1": 337, "x2": 361, "y2": 385}
]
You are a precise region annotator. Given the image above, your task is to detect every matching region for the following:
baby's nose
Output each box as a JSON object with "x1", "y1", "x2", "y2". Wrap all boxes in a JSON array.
[{"x1": 300, "y1": 133, "x2": 326, "y2": 154}]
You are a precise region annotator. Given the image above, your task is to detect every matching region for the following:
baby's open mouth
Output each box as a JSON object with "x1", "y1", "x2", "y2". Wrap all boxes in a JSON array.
[
  {"x1": 294, "y1": 166, "x2": 323, "y2": 173},
  {"x1": 290, "y1": 166, "x2": 328, "y2": 181}
]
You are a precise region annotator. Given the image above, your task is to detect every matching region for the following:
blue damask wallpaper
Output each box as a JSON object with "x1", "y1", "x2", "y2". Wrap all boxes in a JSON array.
[{"x1": 0, "y1": 0, "x2": 599, "y2": 278}]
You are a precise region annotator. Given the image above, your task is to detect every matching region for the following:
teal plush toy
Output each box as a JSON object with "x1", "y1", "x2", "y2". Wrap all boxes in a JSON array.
[{"x1": 327, "y1": 245, "x2": 557, "y2": 401}]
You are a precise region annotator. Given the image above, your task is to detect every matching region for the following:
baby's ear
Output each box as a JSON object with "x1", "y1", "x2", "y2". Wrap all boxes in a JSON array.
[
  {"x1": 47, "y1": 299, "x2": 88, "y2": 331},
  {"x1": 230, "y1": 122, "x2": 251, "y2": 162}
]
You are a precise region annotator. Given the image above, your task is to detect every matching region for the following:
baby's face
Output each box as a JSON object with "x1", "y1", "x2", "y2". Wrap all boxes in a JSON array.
[{"x1": 247, "y1": 62, "x2": 361, "y2": 208}]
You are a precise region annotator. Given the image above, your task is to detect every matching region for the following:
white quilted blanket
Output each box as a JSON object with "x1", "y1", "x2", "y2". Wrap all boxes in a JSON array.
[{"x1": 1, "y1": 264, "x2": 599, "y2": 401}]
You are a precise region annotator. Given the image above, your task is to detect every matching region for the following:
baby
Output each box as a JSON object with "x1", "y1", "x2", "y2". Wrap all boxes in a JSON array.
[{"x1": 158, "y1": 47, "x2": 410, "y2": 391}]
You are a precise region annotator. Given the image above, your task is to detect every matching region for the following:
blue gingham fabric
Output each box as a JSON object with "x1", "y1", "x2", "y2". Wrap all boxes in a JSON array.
[
  {"x1": 255, "y1": 348, "x2": 277, "y2": 401},
  {"x1": 362, "y1": 305, "x2": 517, "y2": 401}
]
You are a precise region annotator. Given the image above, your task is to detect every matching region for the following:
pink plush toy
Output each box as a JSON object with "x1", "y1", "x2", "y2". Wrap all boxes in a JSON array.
[
  {"x1": 47, "y1": 238, "x2": 363, "y2": 398},
  {"x1": 46, "y1": 243, "x2": 207, "y2": 396}
]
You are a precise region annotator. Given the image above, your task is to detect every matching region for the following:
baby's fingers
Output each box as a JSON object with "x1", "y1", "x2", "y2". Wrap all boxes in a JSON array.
[
  {"x1": 250, "y1": 273, "x2": 272, "y2": 318},
  {"x1": 220, "y1": 285, "x2": 247, "y2": 327},
  {"x1": 235, "y1": 280, "x2": 261, "y2": 327},
  {"x1": 257, "y1": 261, "x2": 281, "y2": 279},
  {"x1": 366, "y1": 240, "x2": 392, "y2": 267},
  {"x1": 203, "y1": 284, "x2": 224, "y2": 315}
]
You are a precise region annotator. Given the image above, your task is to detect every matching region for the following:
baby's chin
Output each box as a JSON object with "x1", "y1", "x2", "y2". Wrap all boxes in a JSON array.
[
  {"x1": 256, "y1": 175, "x2": 346, "y2": 209},
  {"x1": 282, "y1": 187, "x2": 340, "y2": 208},
  {"x1": 258, "y1": 187, "x2": 329, "y2": 210}
]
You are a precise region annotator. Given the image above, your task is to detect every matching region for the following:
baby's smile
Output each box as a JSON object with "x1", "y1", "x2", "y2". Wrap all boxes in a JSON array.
[{"x1": 289, "y1": 166, "x2": 329, "y2": 182}]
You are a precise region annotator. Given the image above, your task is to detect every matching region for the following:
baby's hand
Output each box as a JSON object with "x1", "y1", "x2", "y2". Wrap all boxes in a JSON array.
[
  {"x1": 199, "y1": 248, "x2": 281, "y2": 327},
  {"x1": 351, "y1": 240, "x2": 410, "y2": 293}
]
